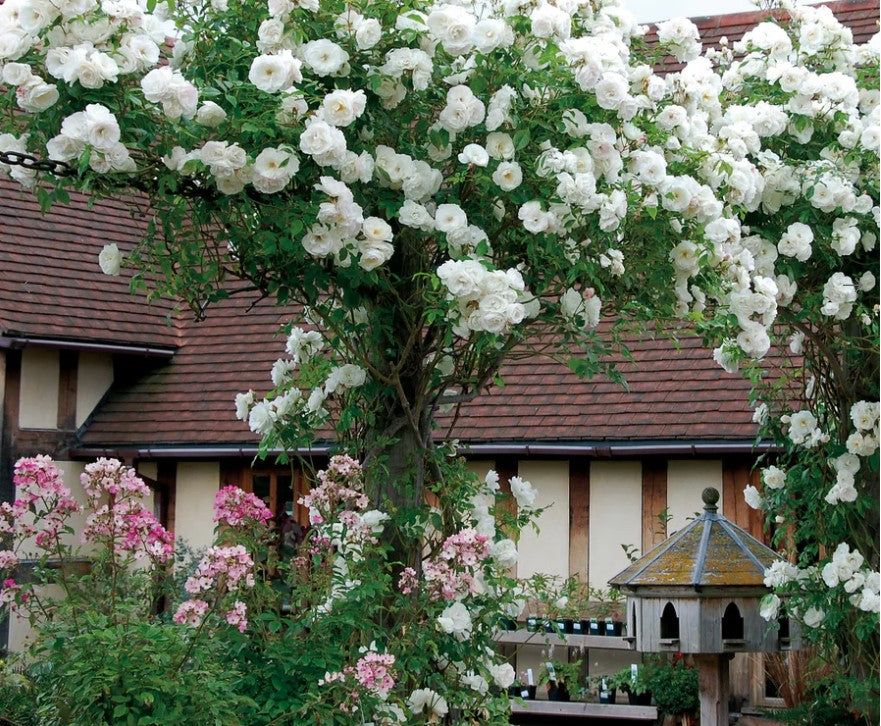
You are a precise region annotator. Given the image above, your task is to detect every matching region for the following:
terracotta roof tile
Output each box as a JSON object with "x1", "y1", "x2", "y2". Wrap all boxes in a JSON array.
[{"x1": 0, "y1": 180, "x2": 180, "y2": 348}]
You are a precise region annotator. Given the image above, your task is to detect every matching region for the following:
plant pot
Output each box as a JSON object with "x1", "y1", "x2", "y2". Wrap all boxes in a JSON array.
[
  {"x1": 628, "y1": 691, "x2": 652, "y2": 706},
  {"x1": 588, "y1": 618, "x2": 602, "y2": 636},
  {"x1": 498, "y1": 616, "x2": 517, "y2": 631},
  {"x1": 526, "y1": 615, "x2": 540, "y2": 632},
  {"x1": 548, "y1": 683, "x2": 571, "y2": 702},
  {"x1": 571, "y1": 619, "x2": 585, "y2": 635},
  {"x1": 544, "y1": 620, "x2": 556, "y2": 633},
  {"x1": 604, "y1": 619, "x2": 623, "y2": 636},
  {"x1": 508, "y1": 684, "x2": 537, "y2": 700},
  {"x1": 556, "y1": 618, "x2": 574, "y2": 634},
  {"x1": 598, "y1": 687, "x2": 616, "y2": 704}
]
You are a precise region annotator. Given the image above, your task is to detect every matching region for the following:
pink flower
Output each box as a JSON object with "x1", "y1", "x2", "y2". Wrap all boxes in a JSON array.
[
  {"x1": 213, "y1": 486, "x2": 272, "y2": 528},
  {"x1": 225, "y1": 600, "x2": 248, "y2": 633},
  {"x1": 353, "y1": 652, "x2": 396, "y2": 698},
  {"x1": 173, "y1": 599, "x2": 209, "y2": 627}
]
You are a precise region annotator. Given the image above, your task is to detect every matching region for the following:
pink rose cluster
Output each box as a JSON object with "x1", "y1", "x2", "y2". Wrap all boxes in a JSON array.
[
  {"x1": 299, "y1": 454, "x2": 368, "y2": 523},
  {"x1": 3, "y1": 456, "x2": 81, "y2": 545},
  {"x1": 175, "y1": 545, "x2": 256, "y2": 632},
  {"x1": 79, "y1": 458, "x2": 174, "y2": 564},
  {"x1": 213, "y1": 485, "x2": 273, "y2": 528},
  {"x1": 318, "y1": 651, "x2": 397, "y2": 702},
  {"x1": 419, "y1": 528, "x2": 491, "y2": 601}
]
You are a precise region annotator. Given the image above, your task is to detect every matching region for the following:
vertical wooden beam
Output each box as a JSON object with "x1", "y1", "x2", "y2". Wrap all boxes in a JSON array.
[
  {"x1": 57, "y1": 350, "x2": 78, "y2": 431},
  {"x1": 722, "y1": 460, "x2": 767, "y2": 543},
  {"x1": 642, "y1": 459, "x2": 667, "y2": 553},
  {"x1": 568, "y1": 459, "x2": 589, "y2": 581},
  {"x1": 495, "y1": 455, "x2": 518, "y2": 539},
  {"x1": 694, "y1": 653, "x2": 730, "y2": 726},
  {"x1": 156, "y1": 461, "x2": 177, "y2": 535}
]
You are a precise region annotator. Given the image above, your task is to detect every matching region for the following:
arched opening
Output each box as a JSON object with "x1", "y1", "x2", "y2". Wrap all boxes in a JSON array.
[
  {"x1": 660, "y1": 602, "x2": 679, "y2": 640},
  {"x1": 778, "y1": 616, "x2": 791, "y2": 646},
  {"x1": 722, "y1": 602, "x2": 744, "y2": 641}
]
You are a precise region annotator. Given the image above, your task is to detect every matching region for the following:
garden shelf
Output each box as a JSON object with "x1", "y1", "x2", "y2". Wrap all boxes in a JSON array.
[
  {"x1": 509, "y1": 700, "x2": 657, "y2": 720},
  {"x1": 493, "y1": 629, "x2": 635, "y2": 650}
]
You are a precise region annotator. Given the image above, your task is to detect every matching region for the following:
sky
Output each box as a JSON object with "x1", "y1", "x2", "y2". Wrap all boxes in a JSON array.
[{"x1": 623, "y1": 0, "x2": 823, "y2": 23}]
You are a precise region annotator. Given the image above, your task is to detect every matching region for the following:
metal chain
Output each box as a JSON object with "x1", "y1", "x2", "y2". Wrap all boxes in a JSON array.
[
  {"x1": 0, "y1": 149, "x2": 219, "y2": 200},
  {"x1": 0, "y1": 150, "x2": 75, "y2": 177}
]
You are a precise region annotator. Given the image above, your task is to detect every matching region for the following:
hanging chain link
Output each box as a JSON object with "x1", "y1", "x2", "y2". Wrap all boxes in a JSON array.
[
  {"x1": 0, "y1": 148, "x2": 219, "y2": 200},
  {"x1": 0, "y1": 150, "x2": 75, "y2": 177}
]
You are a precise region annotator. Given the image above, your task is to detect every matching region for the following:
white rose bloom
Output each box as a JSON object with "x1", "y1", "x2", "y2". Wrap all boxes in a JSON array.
[
  {"x1": 436, "y1": 601, "x2": 472, "y2": 639},
  {"x1": 762, "y1": 466, "x2": 786, "y2": 490},
  {"x1": 98, "y1": 243, "x2": 122, "y2": 275},
  {"x1": 763, "y1": 560, "x2": 799, "y2": 588},
  {"x1": 788, "y1": 410, "x2": 818, "y2": 445},
  {"x1": 435, "y1": 203, "x2": 468, "y2": 232},
  {"x1": 324, "y1": 364, "x2": 367, "y2": 395},
  {"x1": 252, "y1": 147, "x2": 299, "y2": 194},
  {"x1": 486, "y1": 132, "x2": 515, "y2": 160},
  {"x1": 407, "y1": 688, "x2": 448, "y2": 718},
  {"x1": 510, "y1": 476, "x2": 537, "y2": 509},
  {"x1": 803, "y1": 607, "x2": 825, "y2": 628},
  {"x1": 492, "y1": 161, "x2": 523, "y2": 191},
  {"x1": 16, "y1": 77, "x2": 59, "y2": 112},
  {"x1": 195, "y1": 101, "x2": 227, "y2": 127},
  {"x1": 759, "y1": 593, "x2": 781, "y2": 621},
  {"x1": 594, "y1": 72, "x2": 629, "y2": 111},
  {"x1": 355, "y1": 18, "x2": 381, "y2": 49},
  {"x1": 248, "y1": 400, "x2": 275, "y2": 435},
  {"x1": 850, "y1": 401, "x2": 879, "y2": 431},
  {"x1": 248, "y1": 50, "x2": 303, "y2": 93},
  {"x1": 299, "y1": 119, "x2": 347, "y2": 167},
  {"x1": 457, "y1": 143, "x2": 489, "y2": 167},
  {"x1": 234, "y1": 390, "x2": 255, "y2": 421},
  {"x1": 321, "y1": 88, "x2": 366, "y2": 127},
  {"x1": 743, "y1": 484, "x2": 762, "y2": 509},
  {"x1": 358, "y1": 239, "x2": 394, "y2": 271},
  {"x1": 302, "y1": 39, "x2": 349, "y2": 76},
  {"x1": 2, "y1": 62, "x2": 34, "y2": 86},
  {"x1": 489, "y1": 662, "x2": 516, "y2": 689},
  {"x1": 777, "y1": 222, "x2": 813, "y2": 261},
  {"x1": 399, "y1": 200, "x2": 435, "y2": 230},
  {"x1": 491, "y1": 539, "x2": 518, "y2": 568}
]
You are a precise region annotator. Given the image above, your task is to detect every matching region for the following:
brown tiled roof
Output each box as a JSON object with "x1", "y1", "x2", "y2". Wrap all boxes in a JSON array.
[
  {"x1": 81, "y1": 290, "x2": 293, "y2": 446},
  {"x1": 648, "y1": 0, "x2": 878, "y2": 75},
  {"x1": 447, "y1": 328, "x2": 761, "y2": 444},
  {"x1": 80, "y1": 304, "x2": 766, "y2": 448},
  {"x1": 0, "y1": 179, "x2": 180, "y2": 349}
]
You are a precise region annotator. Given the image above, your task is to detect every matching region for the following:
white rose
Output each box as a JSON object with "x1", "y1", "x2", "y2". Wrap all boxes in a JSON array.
[
  {"x1": 98, "y1": 243, "x2": 122, "y2": 275},
  {"x1": 437, "y1": 601, "x2": 472, "y2": 639},
  {"x1": 802, "y1": 607, "x2": 825, "y2": 628},
  {"x1": 435, "y1": 203, "x2": 467, "y2": 232},
  {"x1": 355, "y1": 18, "x2": 381, "y2": 49},
  {"x1": 195, "y1": 101, "x2": 227, "y2": 127},
  {"x1": 492, "y1": 161, "x2": 522, "y2": 191},
  {"x1": 248, "y1": 51, "x2": 303, "y2": 93},
  {"x1": 489, "y1": 662, "x2": 515, "y2": 689},
  {"x1": 509, "y1": 476, "x2": 536, "y2": 509},
  {"x1": 491, "y1": 539, "x2": 518, "y2": 568},
  {"x1": 358, "y1": 238, "x2": 394, "y2": 271},
  {"x1": 743, "y1": 484, "x2": 762, "y2": 510},
  {"x1": 457, "y1": 143, "x2": 489, "y2": 167},
  {"x1": 759, "y1": 593, "x2": 781, "y2": 621},
  {"x1": 302, "y1": 39, "x2": 349, "y2": 76},
  {"x1": 320, "y1": 88, "x2": 366, "y2": 127},
  {"x1": 762, "y1": 466, "x2": 786, "y2": 490}
]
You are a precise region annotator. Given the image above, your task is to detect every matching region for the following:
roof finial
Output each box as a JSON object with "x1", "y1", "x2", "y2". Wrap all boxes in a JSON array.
[{"x1": 702, "y1": 487, "x2": 720, "y2": 512}]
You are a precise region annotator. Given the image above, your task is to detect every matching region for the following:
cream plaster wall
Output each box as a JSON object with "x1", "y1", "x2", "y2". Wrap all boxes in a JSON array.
[
  {"x1": 19, "y1": 347, "x2": 59, "y2": 429},
  {"x1": 465, "y1": 460, "x2": 494, "y2": 480},
  {"x1": 137, "y1": 461, "x2": 158, "y2": 482},
  {"x1": 174, "y1": 462, "x2": 220, "y2": 551},
  {"x1": 516, "y1": 460, "x2": 569, "y2": 580},
  {"x1": 667, "y1": 459, "x2": 723, "y2": 533},
  {"x1": 588, "y1": 461, "x2": 642, "y2": 591},
  {"x1": 75, "y1": 351, "x2": 114, "y2": 427}
]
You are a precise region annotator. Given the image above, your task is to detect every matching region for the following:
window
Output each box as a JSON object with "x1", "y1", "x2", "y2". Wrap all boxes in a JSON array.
[
  {"x1": 244, "y1": 468, "x2": 310, "y2": 550},
  {"x1": 722, "y1": 602, "x2": 744, "y2": 641},
  {"x1": 660, "y1": 601, "x2": 679, "y2": 640}
]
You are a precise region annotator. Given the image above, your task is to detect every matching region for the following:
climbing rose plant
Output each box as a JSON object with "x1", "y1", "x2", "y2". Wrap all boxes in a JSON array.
[
  {"x1": 0, "y1": 0, "x2": 878, "y2": 718},
  {"x1": 1, "y1": 456, "x2": 539, "y2": 724}
]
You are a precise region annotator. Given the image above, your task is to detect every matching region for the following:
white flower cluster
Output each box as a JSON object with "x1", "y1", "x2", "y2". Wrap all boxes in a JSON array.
[
  {"x1": 234, "y1": 326, "x2": 367, "y2": 438},
  {"x1": 821, "y1": 543, "x2": 880, "y2": 613},
  {"x1": 46, "y1": 103, "x2": 134, "y2": 173},
  {"x1": 2, "y1": 61, "x2": 58, "y2": 112},
  {"x1": 436, "y1": 258, "x2": 528, "y2": 336}
]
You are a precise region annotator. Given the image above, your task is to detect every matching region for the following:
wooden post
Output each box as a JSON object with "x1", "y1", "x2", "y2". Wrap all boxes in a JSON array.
[{"x1": 693, "y1": 653, "x2": 730, "y2": 726}]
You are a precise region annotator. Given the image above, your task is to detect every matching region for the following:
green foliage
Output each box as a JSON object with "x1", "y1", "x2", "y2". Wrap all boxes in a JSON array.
[{"x1": 644, "y1": 656, "x2": 699, "y2": 717}]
